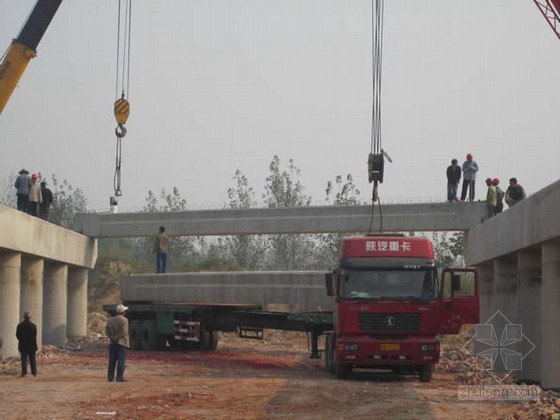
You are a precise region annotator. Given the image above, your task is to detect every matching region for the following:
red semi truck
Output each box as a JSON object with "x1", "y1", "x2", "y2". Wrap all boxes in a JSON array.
[{"x1": 323, "y1": 235, "x2": 479, "y2": 382}]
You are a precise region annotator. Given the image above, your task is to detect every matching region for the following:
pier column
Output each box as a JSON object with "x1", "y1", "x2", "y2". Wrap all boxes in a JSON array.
[
  {"x1": 475, "y1": 263, "x2": 493, "y2": 356},
  {"x1": 0, "y1": 252, "x2": 21, "y2": 358},
  {"x1": 491, "y1": 257, "x2": 518, "y2": 373},
  {"x1": 43, "y1": 262, "x2": 68, "y2": 346},
  {"x1": 517, "y1": 250, "x2": 541, "y2": 383},
  {"x1": 21, "y1": 257, "x2": 44, "y2": 350},
  {"x1": 67, "y1": 268, "x2": 88, "y2": 340},
  {"x1": 540, "y1": 242, "x2": 560, "y2": 389}
]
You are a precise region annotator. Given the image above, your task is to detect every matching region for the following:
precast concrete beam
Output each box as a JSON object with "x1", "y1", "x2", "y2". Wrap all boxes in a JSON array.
[
  {"x1": 0, "y1": 252, "x2": 21, "y2": 358},
  {"x1": 540, "y1": 242, "x2": 560, "y2": 389},
  {"x1": 43, "y1": 262, "x2": 68, "y2": 346},
  {"x1": 121, "y1": 272, "x2": 333, "y2": 311},
  {"x1": 0, "y1": 205, "x2": 97, "y2": 268},
  {"x1": 78, "y1": 202, "x2": 489, "y2": 238},
  {"x1": 465, "y1": 179, "x2": 560, "y2": 266},
  {"x1": 21, "y1": 257, "x2": 44, "y2": 350},
  {"x1": 67, "y1": 268, "x2": 88, "y2": 340}
]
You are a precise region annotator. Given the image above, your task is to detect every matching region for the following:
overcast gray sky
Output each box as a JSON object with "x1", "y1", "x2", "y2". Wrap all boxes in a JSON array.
[{"x1": 1, "y1": 0, "x2": 559, "y2": 211}]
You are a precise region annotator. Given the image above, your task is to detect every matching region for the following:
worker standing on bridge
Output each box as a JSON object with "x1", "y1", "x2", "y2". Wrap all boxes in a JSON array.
[
  {"x1": 446, "y1": 159, "x2": 461, "y2": 202},
  {"x1": 106, "y1": 304, "x2": 130, "y2": 382},
  {"x1": 492, "y1": 178, "x2": 504, "y2": 214},
  {"x1": 505, "y1": 178, "x2": 526, "y2": 207},
  {"x1": 460, "y1": 154, "x2": 479, "y2": 202},
  {"x1": 27, "y1": 174, "x2": 42, "y2": 217},
  {"x1": 154, "y1": 226, "x2": 170, "y2": 274},
  {"x1": 485, "y1": 178, "x2": 497, "y2": 217},
  {"x1": 14, "y1": 168, "x2": 31, "y2": 213}
]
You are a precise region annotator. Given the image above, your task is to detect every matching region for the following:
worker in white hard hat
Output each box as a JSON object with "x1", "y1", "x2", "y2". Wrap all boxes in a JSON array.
[{"x1": 105, "y1": 304, "x2": 130, "y2": 382}]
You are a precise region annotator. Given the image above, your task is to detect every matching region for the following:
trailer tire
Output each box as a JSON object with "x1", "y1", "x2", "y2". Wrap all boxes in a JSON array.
[
  {"x1": 199, "y1": 328, "x2": 211, "y2": 350},
  {"x1": 129, "y1": 320, "x2": 142, "y2": 350},
  {"x1": 419, "y1": 364, "x2": 434, "y2": 383},
  {"x1": 207, "y1": 331, "x2": 219, "y2": 351},
  {"x1": 335, "y1": 363, "x2": 352, "y2": 380},
  {"x1": 140, "y1": 320, "x2": 158, "y2": 351}
]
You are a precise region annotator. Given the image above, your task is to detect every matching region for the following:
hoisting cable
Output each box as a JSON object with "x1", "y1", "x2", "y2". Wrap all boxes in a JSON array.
[
  {"x1": 112, "y1": 0, "x2": 132, "y2": 199},
  {"x1": 367, "y1": 0, "x2": 392, "y2": 234}
]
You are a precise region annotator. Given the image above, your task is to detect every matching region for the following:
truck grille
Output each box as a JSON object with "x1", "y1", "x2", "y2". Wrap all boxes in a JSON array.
[{"x1": 358, "y1": 313, "x2": 420, "y2": 332}]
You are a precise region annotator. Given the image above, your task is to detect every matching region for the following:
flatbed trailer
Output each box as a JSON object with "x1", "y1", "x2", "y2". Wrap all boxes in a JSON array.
[{"x1": 104, "y1": 302, "x2": 333, "y2": 358}]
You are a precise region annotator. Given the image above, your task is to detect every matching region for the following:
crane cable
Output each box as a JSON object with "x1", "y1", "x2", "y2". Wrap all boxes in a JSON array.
[
  {"x1": 113, "y1": 0, "x2": 132, "y2": 198},
  {"x1": 367, "y1": 0, "x2": 386, "y2": 234}
]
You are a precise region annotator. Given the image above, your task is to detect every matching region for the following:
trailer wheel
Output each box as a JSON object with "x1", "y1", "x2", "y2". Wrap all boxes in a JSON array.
[
  {"x1": 199, "y1": 328, "x2": 211, "y2": 350},
  {"x1": 324, "y1": 334, "x2": 335, "y2": 374},
  {"x1": 140, "y1": 320, "x2": 158, "y2": 351},
  {"x1": 419, "y1": 364, "x2": 434, "y2": 383},
  {"x1": 335, "y1": 363, "x2": 352, "y2": 380},
  {"x1": 207, "y1": 331, "x2": 219, "y2": 351},
  {"x1": 129, "y1": 320, "x2": 142, "y2": 350}
]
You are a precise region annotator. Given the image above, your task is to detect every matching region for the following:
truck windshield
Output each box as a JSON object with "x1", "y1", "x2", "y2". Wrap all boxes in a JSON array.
[{"x1": 340, "y1": 268, "x2": 438, "y2": 301}]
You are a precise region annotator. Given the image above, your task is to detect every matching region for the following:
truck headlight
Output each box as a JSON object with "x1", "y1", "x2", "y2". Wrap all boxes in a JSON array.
[
  {"x1": 343, "y1": 344, "x2": 359, "y2": 352},
  {"x1": 420, "y1": 344, "x2": 437, "y2": 352}
]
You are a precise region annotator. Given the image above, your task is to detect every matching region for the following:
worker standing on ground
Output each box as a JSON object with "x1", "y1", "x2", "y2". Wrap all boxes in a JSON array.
[
  {"x1": 14, "y1": 168, "x2": 31, "y2": 213},
  {"x1": 485, "y1": 178, "x2": 497, "y2": 217},
  {"x1": 505, "y1": 178, "x2": 526, "y2": 207},
  {"x1": 493, "y1": 178, "x2": 504, "y2": 214},
  {"x1": 446, "y1": 159, "x2": 461, "y2": 202},
  {"x1": 16, "y1": 311, "x2": 38, "y2": 377},
  {"x1": 106, "y1": 304, "x2": 130, "y2": 382},
  {"x1": 460, "y1": 154, "x2": 479, "y2": 202},
  {"x1": 153, "y1": 226, "x2": 169, "y2": 274}
]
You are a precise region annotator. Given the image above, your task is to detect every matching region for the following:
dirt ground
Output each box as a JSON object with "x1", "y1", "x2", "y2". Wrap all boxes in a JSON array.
[{"x1": 0, "y1": 331, "x2": 553, "y2": 419}]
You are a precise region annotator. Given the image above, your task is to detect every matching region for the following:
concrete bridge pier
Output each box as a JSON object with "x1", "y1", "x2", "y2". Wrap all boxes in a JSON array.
[
  {"x1": 21, "y1": 257, "x2": 44, "y2": 350},
  {"x1": 540, "y1": 242, "x2": 560, "y2": 389},
  {"x1": 475, "y1": 263, "x2": 493, "y2": 356},
  {"x1": 492, "y1": 257, "x2": 518, "y2": 373},
  {"x1": 43, "y1": 263, "x2": 68, "y2": 346},
  {"x1": 67, "y1": 268, "x2": 88, "y2": 340},
  {"x1": 0, "y1": 253, "x2": 21, "y2": 358},
  {"x1": 517, "y1": 250, "x2": 541, "y2": 383}
]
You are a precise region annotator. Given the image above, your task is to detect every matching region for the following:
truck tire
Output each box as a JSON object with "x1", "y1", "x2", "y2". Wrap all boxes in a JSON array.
[
  {"x1": 335, "y1": 363, "x2": 352, "y2": 380},
  {"x1": 140, "y1": 320, "x2": 158, "y2": 351},
  {"x1": 129, "y1": 320, "x2": 142, "y2": 350},
  {"x1": 325, "y1": 334, "x2": 335, "y2": 374},
  {"x1": 419, "y1": 364, "x2": 434, "y2": 383}
]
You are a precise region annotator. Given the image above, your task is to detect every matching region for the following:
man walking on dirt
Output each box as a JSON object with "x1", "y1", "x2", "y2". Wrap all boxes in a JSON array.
[{"x1": 106, "y1": 304, "x2": 130, "y2": 382}]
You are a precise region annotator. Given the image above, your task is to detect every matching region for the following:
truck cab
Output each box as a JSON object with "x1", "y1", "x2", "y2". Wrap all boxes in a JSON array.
[{"x1": 324, "y1": 235, "x2": 479, "y2": 382}]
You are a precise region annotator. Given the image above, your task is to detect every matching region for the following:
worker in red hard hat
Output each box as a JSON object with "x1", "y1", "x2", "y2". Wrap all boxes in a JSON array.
[
  {"x1": 485, "y1": 178, "x2": 497, "y2": 217},
  {"x1": 28, "y1": 174, "x2": 42, "y2": 217},
  {"x1": 460, "y1": 154, "x2": 479, "y2": 202},
  {"x1": 492, "y1": 178, "x2": 504, "y2": 214}
]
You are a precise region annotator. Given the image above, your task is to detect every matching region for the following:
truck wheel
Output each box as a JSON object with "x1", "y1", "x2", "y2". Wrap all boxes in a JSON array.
[
  {"x1": 129, "y1": 320, "x2": 142, "y2": 350},
  {"x1": 207, "y1": 331, "x2": 219, "y2": 351},
  {"x1": 335, "y1": 363, "x2": 352, "y2": 380},
  {"x1": 324, "y1": 334, "x2": 335, "y2": 374},
  {"x1": 419, "y1": 364, "x2": 434, "y2": 383},
  {"x1": 140, "y1": 320, "x2": 158, "y2": 351}
]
